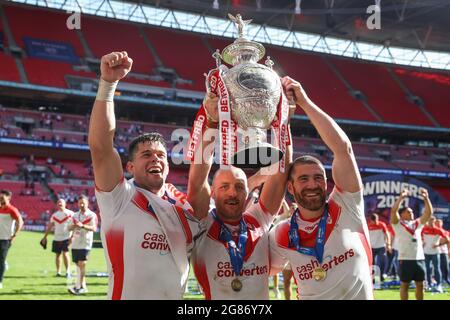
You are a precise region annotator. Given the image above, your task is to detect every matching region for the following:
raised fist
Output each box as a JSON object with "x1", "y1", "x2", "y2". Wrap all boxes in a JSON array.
[
  {"x1": 419, "y1": 187, "x2": 429, "y2": 199},
  {"x1": 100, "y1": 51, "x2": 133, "y2": 83},
  {"x1": 400, "y1": 189, "x2": 409, "y2": 198},
  {"x1": 281, "y1": 76, "x2": 309, "y2": 108}
]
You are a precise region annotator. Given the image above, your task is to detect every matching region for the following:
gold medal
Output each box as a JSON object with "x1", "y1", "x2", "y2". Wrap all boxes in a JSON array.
[
  {"x1": 312, "y1": 267, "x2": 327, "y2": 281},
  {"x1": 231, "y1": 278, "x2": 243, "y2": 292}
]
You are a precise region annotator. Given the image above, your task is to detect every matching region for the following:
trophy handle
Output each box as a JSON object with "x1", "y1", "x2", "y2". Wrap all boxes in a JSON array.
[{"x1": 212, "y1": 49, "x2": 222, "y2": 68}]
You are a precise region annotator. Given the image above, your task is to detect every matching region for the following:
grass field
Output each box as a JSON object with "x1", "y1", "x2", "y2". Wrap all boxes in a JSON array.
[{"x1": 1, "y1": 231, "x2": 449, "y2": 300}]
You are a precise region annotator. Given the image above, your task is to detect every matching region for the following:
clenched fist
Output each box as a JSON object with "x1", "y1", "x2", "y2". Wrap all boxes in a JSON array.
[
  {"x1": 281, "y1": 76, "x2": 310, "y2": 108},
  {"x1": 100, "y1": 51, "x2": 133, "y2": 83},
  {"x1": 419, "y1": 187, "x2": 429, "y2": 199},
  {"x1": 400, "y1": 189, "x2": 409, "y2": 198}
]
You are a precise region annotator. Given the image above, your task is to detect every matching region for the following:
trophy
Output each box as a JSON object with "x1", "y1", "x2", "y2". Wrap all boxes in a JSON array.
[{"x1": 207, "y1": 13, "x2": 289, "y2": 169}]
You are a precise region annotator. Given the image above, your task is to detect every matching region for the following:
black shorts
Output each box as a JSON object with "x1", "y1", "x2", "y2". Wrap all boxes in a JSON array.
[
  {"x1": 71, "y1": 249, "x2": 90, "y2": 263},
  {"x1": 52, "y1": 239, "x2": 70, "y2": 254},
  {"x1": 399, "y1": 260, "x2": 425, "y2": 283}
]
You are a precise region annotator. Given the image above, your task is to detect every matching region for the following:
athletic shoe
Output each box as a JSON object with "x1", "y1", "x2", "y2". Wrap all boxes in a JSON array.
[
  {"x1": 56, "y1": 273, "x2": 63, "y2": 277},
  {"x1": 433, "y1": 285, "x2": 444, "y2": 294},
  {"x1": 373, "y1": 283, "x2": 381, "y2": 290},
  {"x1": 273, "y1": 288, "x2": 281, "y2": 299},
  {"x1": 77, "y1": 287, "x2": 88, "y2": 294},
  {"x1": 65, "y1": 272, "x2": 72, "y2": 278},
  {"x1": 68, "y1": 287, "x2": 80, "y2": 295}
]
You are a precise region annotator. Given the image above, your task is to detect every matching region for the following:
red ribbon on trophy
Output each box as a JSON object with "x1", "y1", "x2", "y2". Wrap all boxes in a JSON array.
[
  {"x1": 185, "y1": 105, "x2": 207, "y2": 162},
  {"x1": 186, "y1": 67, "x2": 290, "y2": 171}
]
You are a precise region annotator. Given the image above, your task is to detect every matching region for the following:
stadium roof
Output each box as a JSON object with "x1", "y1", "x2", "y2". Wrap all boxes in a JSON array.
[
  {"x1": 140, "y1": 0, "x2": 450, "y2": 53},
  {"x1": 9, "y1": 0, "x2": 450, "y2": 70}
]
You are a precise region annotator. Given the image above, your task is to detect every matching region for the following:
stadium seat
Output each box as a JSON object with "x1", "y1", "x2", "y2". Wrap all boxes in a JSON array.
[
  {"x1": 394, "y1": 68, "x2": 450, "y2": 128},
  {"x1": 81, "y1": 17, "x2": 157, "y2": 74},
  {"x1": 330, "y1": 57, "x2": 434, "y2": 126},
  {"x1": 4, "y1": 4, "x2": 85, "y2": 57},
  {"x1": 0, "y1": 51, "x2": 21, "y2": 82}
]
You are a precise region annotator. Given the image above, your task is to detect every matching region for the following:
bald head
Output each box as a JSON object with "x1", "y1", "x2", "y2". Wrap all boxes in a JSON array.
[
  {"x1": 212, "y1": 167, "x2": 248, "y2": 190},
  {"x1": 56, "y1": 198, "x2": 66, "y2": 210},
  {"x1": 211, "y1": 167, "x2": 249, "y2": 222}
]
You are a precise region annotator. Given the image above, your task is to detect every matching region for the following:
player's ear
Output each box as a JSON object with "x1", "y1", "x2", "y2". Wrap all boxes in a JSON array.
[
  {"x1": 287, "y1": 181, "x2": 294, "y2": 196},
  {"x1": 126, "y1": 161, "x2": 134, "y2": 175}
]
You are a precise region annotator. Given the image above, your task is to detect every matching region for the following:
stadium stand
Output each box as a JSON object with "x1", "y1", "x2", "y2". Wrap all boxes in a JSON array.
[
  {"x1": 4, "y1": 4, "x2": 85, "y2": 57},
  {"x1": 22, "y1": 57, "x2": 96, "y2": 88},
  {"x1": 82, "y1": 16, "x2": 156, "y2": 74},
  {"x1": 0, "y1": 51, "x2": 21, "y2": 82},
  {"x1": 394, "y1": 68, "x2": 450, "y2": 128},
  {"x1": 330, "y1": 57, "x2": 434, "y2": 126}
]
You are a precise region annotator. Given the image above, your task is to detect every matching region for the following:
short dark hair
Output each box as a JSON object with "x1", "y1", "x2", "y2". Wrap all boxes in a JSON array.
[
  {"x1": 78, "y1": 194, "x2": 89, "y2": 202},
  {"x1": 128, "y1": 132, "x2": 167, "y2": 161},
  {"x1": 399, "y1": 207, "x2": 409, "y2": 215},
  {"x1": 0, "y1": 190, "x2": 12, "y2": 197},
  {"x1": 288, "y1": 155, "x2": 325, "y2": 181},
  {"x1": 370, "y1": 213, "x2": 378, "y2": 221}
]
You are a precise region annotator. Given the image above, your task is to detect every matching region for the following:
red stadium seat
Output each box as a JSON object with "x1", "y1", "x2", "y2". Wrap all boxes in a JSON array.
[
  {"x1": 395, "y1": 68, "x2": 450, "y2": 128},
  {"x1": 0, "y1": 52, "x2": 21, "y2": 82},
  {"x1": 22, "y1": 57, "x2": 96, "y2": 88},
  {"x1": 82, "y1": 17, "x2": 157, "y2": 74},
  {"x1": 330, "y1": 58, "x2": 434, "y2": 126},
  {"x1": 4, "y1": 4, "x2": 85, "y2": 57}
]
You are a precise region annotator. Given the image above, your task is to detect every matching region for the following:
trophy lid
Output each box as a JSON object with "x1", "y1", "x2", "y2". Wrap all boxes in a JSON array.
[{"x1": 222, "y1": 13, "x2": 266, "y2": 66}]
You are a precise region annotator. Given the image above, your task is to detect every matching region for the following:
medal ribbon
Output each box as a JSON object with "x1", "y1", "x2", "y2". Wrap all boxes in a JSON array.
[
  {"x1": 212, "y1": 209, "x2": 247, "y2": 276},
  {"x1": 288, "y1": 205, "x2": 329, "y2": 264}
]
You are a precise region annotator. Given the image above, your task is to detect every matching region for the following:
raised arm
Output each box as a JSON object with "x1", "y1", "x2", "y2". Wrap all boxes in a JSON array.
[
  {"x1": 282, "y1": 76, "x2": 361, "y2": 193},
  {"x1": 187, "y1": 92, "x2": 218, "y2": 220},
  {"x1": 258, "y1": 126, "x2": 293, "y2": 215},
  {"x1": 390, "y1": 189, "x2": 408, "y2": 225},
  {"x1": 88, "y1": 51, "x2": 133, "y2": 192},
  {"x1": 419, "y1": 188, "x2": 433, "y2": 225}
]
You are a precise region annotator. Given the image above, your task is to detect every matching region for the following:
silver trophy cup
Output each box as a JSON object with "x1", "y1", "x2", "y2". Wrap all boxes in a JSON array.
[{"x1": 212, "y1": 14, "x2": 284, "y2": 169}]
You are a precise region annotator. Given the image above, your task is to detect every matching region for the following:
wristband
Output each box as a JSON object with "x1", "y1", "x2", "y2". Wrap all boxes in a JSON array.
[{"x1": 96, "y1": 78, "x2": 118, "y2": 102}]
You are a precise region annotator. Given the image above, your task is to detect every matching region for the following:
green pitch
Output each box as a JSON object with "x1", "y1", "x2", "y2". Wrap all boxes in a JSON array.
[{"x1": 1, "y1": 231, "x2": 449, "y2": 300}]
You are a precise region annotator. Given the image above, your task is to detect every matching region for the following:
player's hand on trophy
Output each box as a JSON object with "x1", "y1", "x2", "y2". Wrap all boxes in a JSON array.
[
  {"x1": 100, "y1": 51, "x2": 133, "y2": 83},
  {"x1": 203, "y1": 91, "x2": 219, "y2": 125},
  {"x1": 419, "y1": 187, "x2": 429, "y2": 199},
  {"x1": 281, "y1": 76, "x2": 309, "y2": 108}
]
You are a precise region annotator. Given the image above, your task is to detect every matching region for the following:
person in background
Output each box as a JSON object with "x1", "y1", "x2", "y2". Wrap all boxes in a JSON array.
[
  {"x1": 421, "y1": 216, "x2": 449, "y2": 293},
  {"x1": 68, "y1": 195, "x2": 98, "y2": 295},
  {"x1": 40, "y1": 198, "x2": 74, "y2": 278},
  {"x1": 386, "y1": 222, "x2": 400, "y2": 281},
  {"x1": 0, "y1": 190, "x2": 24, "y2": 289},
  {"x1": 435, "y1": 219, "x2": 449, "y2": 286},
  {"x1": 390, "y1": 188, "x2": 432, "y2": 300},
  {"x1": 367, "y1": 213, "x2": 391, "y2": 288}
]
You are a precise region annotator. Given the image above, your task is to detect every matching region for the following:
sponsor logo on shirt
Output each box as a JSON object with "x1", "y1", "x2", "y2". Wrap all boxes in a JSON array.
[
  {"x1": 295, "y1": 249, "x2": 355, "y2": 281},
  {"x1": 215, "y1": 261, "x2": 268, "y2": 278},
  {"x1": 141, "y1": 232, "x2": 170, "y2": 252}
]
